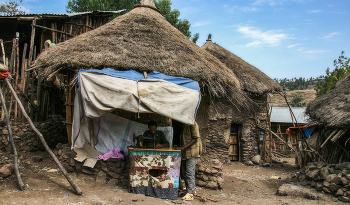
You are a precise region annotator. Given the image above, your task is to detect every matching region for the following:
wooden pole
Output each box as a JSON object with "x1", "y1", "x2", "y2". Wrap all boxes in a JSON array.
[
  {"x1": 0, "y1": 39, "x2": 5, "y2": 64},
  {"x1": 28, "y1": 18, "x2": 36, "y2": 68},
  {"x1": 4, "y1": 78, "x2": 82, "y2": 195},
  {"x1": 14, "y1": 39, "x2": 19, "y2": 121},
  {"x1": 8, "y1": 39, "x2": 17, "y2": 120},
  {"x1": 0, "y1": 81, "x2": 25, "y2": 190}
]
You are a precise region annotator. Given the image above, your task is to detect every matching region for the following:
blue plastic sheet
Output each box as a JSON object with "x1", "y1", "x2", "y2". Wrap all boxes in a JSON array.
[
  {"x1": 302, "y1": 126, "x2": 315, "y2": 138},
  {"x1": 79, "y1": 68, "x2": 200, "y2": 91}
]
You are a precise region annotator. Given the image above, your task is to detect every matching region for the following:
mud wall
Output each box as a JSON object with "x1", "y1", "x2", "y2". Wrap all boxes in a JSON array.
[{"x1": 204, "y1": 95, "x2": 267, "y2": 163}]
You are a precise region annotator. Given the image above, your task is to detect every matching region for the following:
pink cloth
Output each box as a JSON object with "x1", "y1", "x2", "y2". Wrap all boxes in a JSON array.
[{"x1": 97, "y1": 147, "x2": 124, "y2": 161}]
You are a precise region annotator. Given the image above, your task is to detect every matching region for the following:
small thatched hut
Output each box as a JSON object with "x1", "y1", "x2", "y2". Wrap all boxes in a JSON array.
[
  {"x1": 32, "y1": 0, "x2": 255, "y2": 156},
  {"x1": 305, "y1": 73, "x2": 350, "y2": 163},
  {"x1": 201, "y1": 37, "x2": 281, "y2": 163}
]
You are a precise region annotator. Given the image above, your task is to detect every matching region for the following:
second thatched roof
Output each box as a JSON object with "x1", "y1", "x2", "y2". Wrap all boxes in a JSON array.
[
  {"x1": 202, "y1": 39, "x2": 281, "y2": 95},
  {"x1": 306, "y1": 73, "x2": 350, "y2": 127},
  {"x1": 32, "y1": 0, "x2": 251, "y2": 107}
]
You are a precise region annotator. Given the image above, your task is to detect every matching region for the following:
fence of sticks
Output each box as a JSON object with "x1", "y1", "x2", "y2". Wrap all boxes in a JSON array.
[
  {"x1": 0, "y1": 12, "x2": 118, "y2": 194},
  {"x1": 0, "y1": 12, "x2": 117, "y2": 124}
]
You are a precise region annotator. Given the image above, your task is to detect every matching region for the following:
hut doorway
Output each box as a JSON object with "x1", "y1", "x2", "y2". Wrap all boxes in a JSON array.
[{"x1": 229, "y1": 124, "x2": 241, "y2": 161}]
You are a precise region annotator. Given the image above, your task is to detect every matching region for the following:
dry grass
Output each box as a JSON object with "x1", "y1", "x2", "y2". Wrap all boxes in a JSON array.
[
  {"x1": 268, "y1": 90, "x2": 317, "y2": 107},
  {"x1": 202, "y1": 40, "x2": 281, "y2": 95},
  {"x1": 306, "y1": 73, "x2": 350, "y2": 127}
]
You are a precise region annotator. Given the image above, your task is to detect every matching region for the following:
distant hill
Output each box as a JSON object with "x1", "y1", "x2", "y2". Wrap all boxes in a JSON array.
[
  {"x1": 274, "y1": 76, "x2": 325, "y2": 91},
  {"x1": 268, "y1": 90, "x2": 317, "y2": 107}
]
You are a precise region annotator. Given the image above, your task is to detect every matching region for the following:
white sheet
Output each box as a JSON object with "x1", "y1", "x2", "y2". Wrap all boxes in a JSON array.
[
  {"x1": 72, "y1": 92, "x2": 173, "y2": 155},
  {"x1": 79, "y1": 72, "x2": 200, "y2": 125}
]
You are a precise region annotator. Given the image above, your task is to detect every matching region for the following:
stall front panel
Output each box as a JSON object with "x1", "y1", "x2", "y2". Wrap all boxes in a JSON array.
[{"x1": 128, "y1": 148, "x2": 181, "y2": 199}]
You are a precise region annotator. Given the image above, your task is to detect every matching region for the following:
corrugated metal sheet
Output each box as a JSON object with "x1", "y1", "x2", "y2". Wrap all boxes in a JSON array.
[
  {"x1": 270, "y1": 107, "x2": 309, "y2": 124},
  {"x1": 0, "y1": 10, "x2": 125, "y2": 17}
]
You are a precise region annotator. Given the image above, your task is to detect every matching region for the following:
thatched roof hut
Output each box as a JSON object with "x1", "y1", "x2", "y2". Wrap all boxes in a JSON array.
[
  {"x1": 306, "y1": 73, "x2": 350, "y2": 127},
  {"x1": 32, "y1": 0, "x2": 248, "y2": 106},
  {"x1": 202, "y1": 37, "x2": 281, "y2": 95}
]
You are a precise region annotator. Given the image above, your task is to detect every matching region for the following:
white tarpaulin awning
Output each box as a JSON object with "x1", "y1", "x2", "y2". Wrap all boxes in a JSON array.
[{"x1": 79, "y1": 69, "x2": 201, "y2": 125}]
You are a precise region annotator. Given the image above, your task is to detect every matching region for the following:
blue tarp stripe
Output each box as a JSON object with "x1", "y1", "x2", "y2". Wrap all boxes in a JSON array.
[{"x1": 78, "y1": 68, "x2": 200, "y2": 91}]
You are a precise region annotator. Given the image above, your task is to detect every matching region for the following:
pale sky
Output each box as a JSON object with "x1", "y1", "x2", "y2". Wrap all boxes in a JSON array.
[{"x1": 5, "y1": 0, "x2": 350, "y2": 80}]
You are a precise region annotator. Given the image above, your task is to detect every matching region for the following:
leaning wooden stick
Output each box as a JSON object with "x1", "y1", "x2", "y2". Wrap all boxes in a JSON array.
[
  {"x1": 0, "y1": 82, "x2": 25, "y2": 190},
  {"x1": 4, "y1": 78, "x2": 82, "y2": 195}
]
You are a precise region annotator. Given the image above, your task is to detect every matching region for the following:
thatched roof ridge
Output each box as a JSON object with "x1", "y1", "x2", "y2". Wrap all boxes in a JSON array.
[
  {"x1": 306, "y1": 73, "x2": 350, "y2": 127},
  {"x1": 202, "y1": 39, "x2": 281, "y2": 95},
  {"x1": 32, "y1": 0, "x2": 250, "y2": 106}
]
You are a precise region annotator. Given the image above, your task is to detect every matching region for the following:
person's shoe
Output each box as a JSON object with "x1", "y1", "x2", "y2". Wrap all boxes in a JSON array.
[{"x1": 182, "y1": 193, "x2": 194, "y2": 201}]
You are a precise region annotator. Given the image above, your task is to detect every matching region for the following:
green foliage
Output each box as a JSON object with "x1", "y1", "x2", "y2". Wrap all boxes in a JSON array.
[
  {"x1": 191, "y1": 33, "x2": 199, "y2": 44},
  {"x1": 66, "y1": 0, "x2": 199, "y2": 42},
  {"x1": 315, "y1": 51, "x2": 350, "y2": 96},
  {"x1": 274, "y1": 76, "x2": 322, "y2": 91},
  {"x1": 66, "y1": 0, "x2": 140, "y2": 13},
  {"x1": 154, "y1": 0, "x2": 198, "y2": 40},
  {"x1": 290, "y1": 93, "x2": 306, "y2": 107},
  {"x1": 0, "y1": 0, "x2": 24, "y2": 15}
]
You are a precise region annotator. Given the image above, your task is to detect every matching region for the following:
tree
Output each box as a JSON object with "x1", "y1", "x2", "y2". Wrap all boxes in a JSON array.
[
  {"x1": 316, "y1": 51, "x2": 350, "y2": 96},
  {"x1": 290, "y1": 93, "x2": 306, "y2": 107},
  {"x1": 66, "y1": 0, "x2": 140, "y2": 13},
  {"x1": 66, "y1": 0, "x2": 199, "y2": 43},
  {"x1": 154, "y1": 0, "x2": 199, "y2": 42},
  {"x1": 0, "y1": 0, "x2": 24, "y2": 15}
]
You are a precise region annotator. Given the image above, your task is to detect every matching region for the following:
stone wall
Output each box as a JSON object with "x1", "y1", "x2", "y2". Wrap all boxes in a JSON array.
[
  {"x1": 195, "y1": 158, "x2": 224, "y2": 190},
  {"x1": 53, "y1": 143, "x2": 129, "y2": 186},
  {"x1": 297, "y1": 162, "x2": 350, "y2": 202},
  {"x1": 0, "y1": 116, "x2": 68, "y2": 153},
  {"x1": 204, "y1": 97, "x2": 267, "y2": 164}
]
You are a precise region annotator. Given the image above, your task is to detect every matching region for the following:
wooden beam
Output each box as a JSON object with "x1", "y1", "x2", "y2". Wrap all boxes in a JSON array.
[
  {"x1": 320, "y1": 129, "x2": 338, "y2": 148},
  {"x1": 0, "y1": 39, "x2": 5, "y2": 64},
  {"x1": 64, "y1": 22, "x2": 94, "y2": 30},
  {"x1": 28, "y1": 18, "x2": 36, "y2": 68},
  {"x1": 32, "y1": 24, "x2": 74, "y2": 37}
]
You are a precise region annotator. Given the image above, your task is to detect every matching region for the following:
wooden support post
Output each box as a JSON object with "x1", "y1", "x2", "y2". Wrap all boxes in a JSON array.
[
  {"x1": 28, "y1": 18, "x2": 36, "y2": 68},
  {"x1": 0, "y1": 39, "x2": 5, "y2": 64},
  {"x1": 5, "y1": 78, "x2": 82, "y2": 195},
  {"x1": 0, "y1": 81, "x2": 25, "y2": 190},
  {"x1": 8, "y1": 39, "x2": 16, "y2": 120},
  {"x1": 51, "y1": 23, "x2": 55, "y2": 44},
  {"x1": 30, "y1": 47, "x2": 36, "y2": 120},
  {"x1": 14, "y1": 39, "x2": 19, "y2": 121},
  {"x1": 22, "y1": 60, "x2": 29, "y2": 122},
  {"x1": 20, "y1": 43, "x2": 27, "y2": 85},
  {"x1": 66, "y1": 72, "x2": 73, "y2": 146},
  {"x1": 267, "y1": 108, "x2": 272, "y2": 164}
]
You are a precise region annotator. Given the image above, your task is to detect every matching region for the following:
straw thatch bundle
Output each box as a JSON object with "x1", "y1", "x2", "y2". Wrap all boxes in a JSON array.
[
  {"x1": 32, "y1": 0, "x2": 250, "y2": 107},
  {"x1": 306, "y1": 73, "x2": 350, "y2": 127},
  {"x1": 202, "y1": 39, "x2": 281, "y2": 95},
  {"x1": 0, "y1": 63, "x2": 8, "y2": 72}
]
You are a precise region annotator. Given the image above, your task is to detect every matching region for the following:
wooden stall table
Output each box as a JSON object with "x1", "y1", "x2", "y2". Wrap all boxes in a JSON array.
[{"x1": 128, "y1": 147, "x2": 181, "y2": 199}]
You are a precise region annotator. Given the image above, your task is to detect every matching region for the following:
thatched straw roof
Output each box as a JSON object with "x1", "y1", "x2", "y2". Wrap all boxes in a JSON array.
[
  {"x1": 306, "y1": 73, "x2": 350, "y2": 127},
  {"x1": 32, "y1": 0, "x2": 252, "y2": 107},
  {"x1": 202, "y1": 38, "x2": 281, "y2": 95}
]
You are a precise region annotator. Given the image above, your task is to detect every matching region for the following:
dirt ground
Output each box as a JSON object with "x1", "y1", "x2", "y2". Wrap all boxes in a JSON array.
[{"x1": 0, "y1": 152, "x2": 347, "y2": 205}]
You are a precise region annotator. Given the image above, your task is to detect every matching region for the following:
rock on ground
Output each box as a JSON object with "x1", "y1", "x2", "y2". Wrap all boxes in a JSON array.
[
  {"x1": 0, "y1": 163, "x2": 14, "y2": 178},
  {"x1": 276, "y1": 183, "x2": 324, "y2": 200}
]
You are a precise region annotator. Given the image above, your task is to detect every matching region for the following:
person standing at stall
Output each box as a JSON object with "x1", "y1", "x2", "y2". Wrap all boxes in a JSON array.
[
  {"x1": 176, "y1": 121, "x2": 202, "y2": 201},
  {"x1": 143, "y1": 120, "x2": 169, "y2": 148}
]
